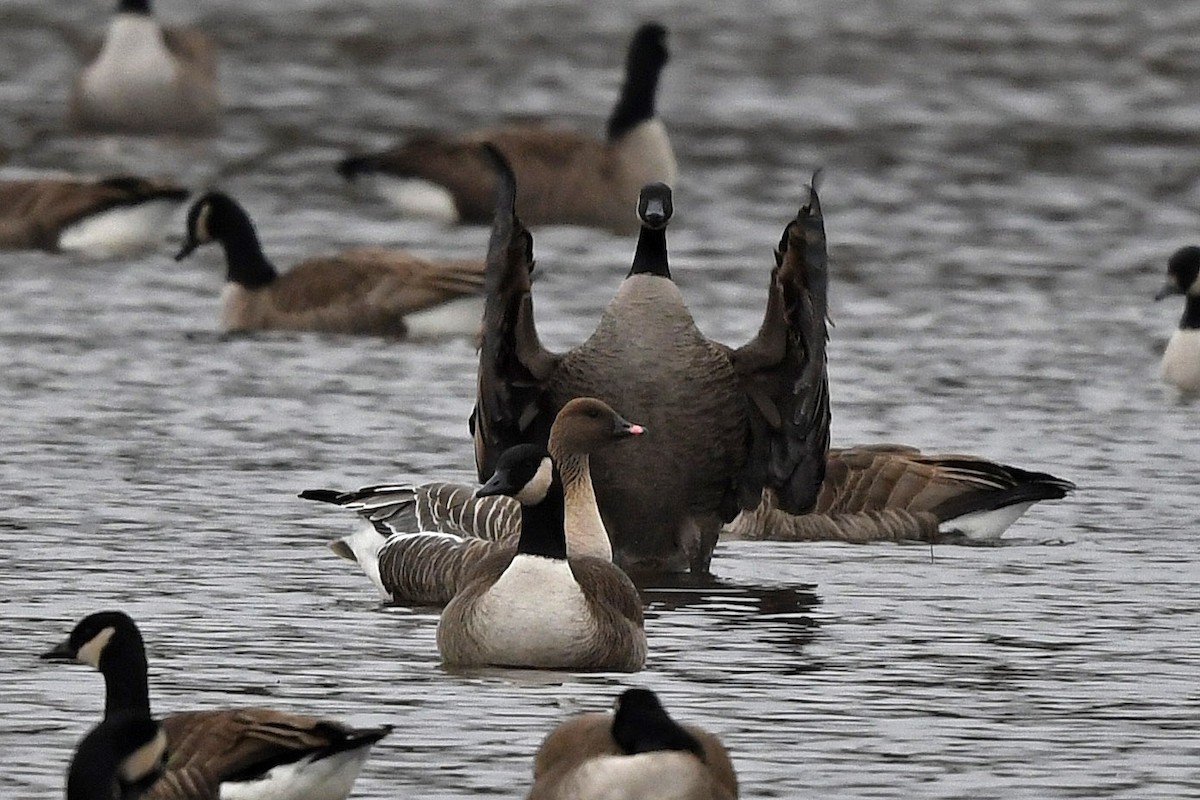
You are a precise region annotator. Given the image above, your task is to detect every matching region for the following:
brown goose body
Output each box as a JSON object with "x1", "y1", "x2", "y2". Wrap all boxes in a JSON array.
[
  {"x1": 44, "y1": 611, "x2": 390, "y2": 800},
  {"x1": 70, "y1": 2, "x2": 219, "y2": 135},
  {"x1": 528, "y1": 689, "x2": 737, "y2": 800},
  {"x1": 337, "y1": 24, "x2": 674, "y2": 234},
  {"x1": 474, "y1": 154, "x2": 831, "y2": 575},
  {"x1": 0, "y1": 176, "x2": 188, "y2": 254},
  {"x1": 176, "y1": 192, "x2": 485, "y2": 336},
  {"x1": 727, "y1": 444, "x2": 1075, "y2": 543}
]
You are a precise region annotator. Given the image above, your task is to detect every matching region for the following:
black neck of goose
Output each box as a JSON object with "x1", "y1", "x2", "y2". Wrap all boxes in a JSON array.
[
  {"x1": 628, "y1": 225, "x2": 670, "y2": 279},
  {"x1": 516, "y1": 472, "x2": 568, "y2": 560},
  {"x1": 100, "y1": 637, "x2": 151, "y2": 719},
  {"x1": 119, "y1": 0, "x2": 153, "y2": 15},
  {"x1": 607, "y1": 50, "x2": 662, "y2": 139},
  {"x1": 217, "y1": 212, "x2": 278, "y2": 289},
  {"x1": 1181, "y1": 295, "x2": 1200, "y2": 330}
]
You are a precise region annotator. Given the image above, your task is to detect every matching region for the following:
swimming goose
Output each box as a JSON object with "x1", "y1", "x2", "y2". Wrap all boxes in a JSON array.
[
  {"x1": 323, "y1": 444, "x2": 1073, "y2": 546},
  {"x1": 1155, "y1": 245, "x2": 1200, "y2": 394},
  {"x1": 528, "y1": 688, "x2": 737, "y2": 800},
  {"x1": 301, "y1": 396, "x2": 641, "y2": 606},
  {"x1": 437, "y1": 421, "x2": 647, "y2": 671},
  {"x1": 473, "y1": 146, "x2": 830, "y2": 574},
  {"x1": 70, "y1": 0, "x2": 219, "y2": 135},
  {"x1": 336, "y1": 23, "x2": 675, "y2": 234},
  {"x1": 43, "y1": 610, "x2": 391, "y2": 800},
  {"x1": 0, "y1": 175, "x2": 188, "y2": 255},
  {"x1": 175, "y1": 191, "x2": 486, "y2": 336},
  {"x1": 727, "y1": 444, "x2": 1075, "y2": 543}
]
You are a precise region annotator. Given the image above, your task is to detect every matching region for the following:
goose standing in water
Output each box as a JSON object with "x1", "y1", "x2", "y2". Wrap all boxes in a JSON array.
[
  {"x1": 474, "y1": 146, "x2": 831, "y2": 574},
  {"x1": 175, "y1": 192, "x2": 486, "y2": 336},
  {"x1": 1155, "y1": 245, "x2": 1200, "y2": 395},
  {"x1": 337, "y1": 23, "x2": 675, "y2": 234},
  {"x1": 43, "y1": 611, "x2": 391, "y2": 800},
  {"x1": 302, "y1": 397, "x2": 639, "y2": 607},
  {"x1": 71, "y1": 0, "x2": 220, "y2": 135},
  {"x1": 437, "y1": 419, "x2": 648, "y2": 672},
  {"x1": 528, "y1": 688, "x2": 737, "y2": 800},
  {"x1": 0, "y1": 175, "x2": 188, "y2": 255}
]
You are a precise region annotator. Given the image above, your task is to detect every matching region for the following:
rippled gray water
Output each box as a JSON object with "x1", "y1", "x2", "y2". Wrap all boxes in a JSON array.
[{"x1": 2, "y1": 1, "x2": 1199, "y2": 798}]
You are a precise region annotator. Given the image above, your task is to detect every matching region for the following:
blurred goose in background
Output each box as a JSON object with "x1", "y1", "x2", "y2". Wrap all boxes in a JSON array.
[
  {"x1": 331, "y1": 445, "x2": 1073, "y2": 546},
  {"x1": 337, "y1": 23, "x2": 675, "y2": 234},
  {"x1": 1155, "y1": 245, "x2": 1200, "y2": 395},
  {"x1": 0, "y1": 175, "x2": 187, "y2": 255},
  {"x1": 175, "y1": 191, "x2": 486, "y2": 336},
  {"x1": 71, "y1": 0, "x2": 220, "y2": 135},
  {"x1": 528, "y1": 688, "x2": 737, "y2": 800},
  {"x1": 473, "y1": 146, "x2": 830, "y2": 575},
  {"x1": 43, "y1": 610, "x2": 391, "y2": 800},
  {"x1": 302, "y1": 397, "x2": 639, "y2": 606},
  {"x1": 437, "y1": 422, "x2": 647, "y2": 672}
]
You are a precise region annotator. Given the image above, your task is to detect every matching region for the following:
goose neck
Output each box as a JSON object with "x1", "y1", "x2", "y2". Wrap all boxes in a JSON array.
[
  {"x1": 1181, "y1": 295, "x2": 1200, "y2": 330},
  {"x1": 628, "y1": 226, "x2": 670, "y2": 279},
  {"x1": 516, "y1": 479, "x2": 568, "y2": 561},
  {"x1": 218, "y1": 214, "x2": 277, "y2": 289},
  {"x1": 100, "y1": 642, "x2": 151, "y2": 719},
  {"x1": 554, "y1": 451, "x2": 613, "y2": 561}
]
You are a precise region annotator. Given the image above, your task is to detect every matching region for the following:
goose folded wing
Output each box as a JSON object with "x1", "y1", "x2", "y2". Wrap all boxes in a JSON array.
[
  {"x1": 731, "y1": 178, "x2": 831, "y2": 516},
  {"x1": 472, "y1": 143, "x2": 560, "y2": 481}
]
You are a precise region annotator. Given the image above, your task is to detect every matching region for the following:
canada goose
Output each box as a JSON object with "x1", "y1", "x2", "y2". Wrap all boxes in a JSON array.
[
  {"x1": 175, "y1": 191, "x2": 486, "y2": 336},
  {"x1": 301, "y1": 396, "x2": 641, "y2": 606},
  {"x1": 1155, "y1": 245, "x2": 1200, "y2": 394},
  {"x1": 337, "y1": 23, "x2": 675, "y2": 234},
  {"x1": 473, "y1": 147, "x2": 830, "y2": 575},
  {"x1": 0, "y1": 175, "x2": 188, "y2": 255},
  {"x1": 528, "y1": 688, "x2": 737, "y2": 800},
  {"x1": 726, "y1": 444, "x2": 1076, "y2": 543},
  {"x1": 67, "y1": 713, "x2": 178, "y2": 800},
  {"x1": 437, "y1": 412, "x2": 647, "y2": 671},
  {"x1": 43, "y1": 610, "x2": 392, "y2": 800},
  {"x1": 70, "y1": 0, "x2": 220, "y2": 135},
  {"x1": 320, "y1": 444, "x2": 1074, "y2": 547}
]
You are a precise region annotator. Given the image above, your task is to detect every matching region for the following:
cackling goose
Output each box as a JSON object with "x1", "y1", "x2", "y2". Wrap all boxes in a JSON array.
[
  {"x1": 437, "y1": 405, "x2": 647, "y2": 671},
  {"x1": 1155, "y1": 245, "x2": 1200, "y2": 394},
  {"x1": 71, "y1": 0, "x2": 220, "y2": 135},
  {"x1": 337, "y1": 23, "x2": 675, "y2": 234},
  {"x1": 528, "y1": 687, "x2": 737, "y2": 800},
  {"x1": 473, "y1": 146, "x2": 831, "y2": 574},
  {"x1": 175, "y1": 191, "x2": 486, "y2": 336},
  {"x1": 43, "y1": 610, "x2": 391, "y2": 800},
  {"x1": 0, "y1": 175, "x2": 188, "y2": 255}
]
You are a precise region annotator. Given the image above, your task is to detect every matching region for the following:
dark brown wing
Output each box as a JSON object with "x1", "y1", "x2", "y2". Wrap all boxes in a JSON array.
[
  {"x1": 471, "y1": 144, "x2": 560, "y2": 480},
  {"x1": 732, "y1": 176, "x2": 831, "y2": 515}
]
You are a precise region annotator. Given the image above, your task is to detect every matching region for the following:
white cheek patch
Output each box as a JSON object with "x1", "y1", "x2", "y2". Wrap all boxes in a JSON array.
[
  {"x1": 77, "y1": 626, "x2": 116, "y2": 669},
  {"x1": 195, "y1": 201, "x2": 213, "y2": 242},
  {"x1": 515, "y1": 458, "x2": 554, "y2": 505}
]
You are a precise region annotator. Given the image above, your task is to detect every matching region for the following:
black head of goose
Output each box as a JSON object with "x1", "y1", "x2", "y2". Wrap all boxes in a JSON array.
[
  {"x1": 70, "y1": 0, "x2": 221, "y2": 135},
  {"x1": 43, "y1": 610, "x2": 392, "y2": 800},
  {"x1": 528, "y1": 687, "x2": 738, "y2": 800},
  {"x1": 473, "y1": 146, "x2": 831, "y2": 575},
  {"x1": 175, "y1": 191, "x2": 486, "y2": 336},
  {"x1": 1155, "y1": 245, "x2": 1200, "y2": 394},
  {"x1": 0, "y1": 175, "x2": 188, "y2": 256},
  {"x1": 335, "y1": 23, "x2": 675, "y2": 234},
  {"x1": 437, "y1": 399, "x2": 647, "y2": 672}
]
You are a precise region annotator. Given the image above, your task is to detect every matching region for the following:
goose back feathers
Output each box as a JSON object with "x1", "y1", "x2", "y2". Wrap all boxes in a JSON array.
[
  {"x1": 336, "y1": 23, "x2": 675, "y2": 234},
  {"x1": 0, "y1": 175, "x2": 188, "y2": 255},
  {"x1": 1155, "y1": 245, "x2": 1200, "y2": 394},
  {"x1": 175, "y1": 192, "x2": 486, "y2": 336},
  {"x1": 71, "y1": 0, "x2": 220, "y2": 135},
  {"x1": 727, "y1": 444, "x2": 1075, "y2": 543},
  {"x1": 529, "y1": 688, "x2": 737, "y2": 800},
  {"x1": 437, "y1": 402, "x2": 647, "y2": 671},
  {"x1": 473, "y1": 148, "x2": 830, "y2": 574},
  {"x1": 44, "y1": 611, "x2": 391, "y2": 800}
]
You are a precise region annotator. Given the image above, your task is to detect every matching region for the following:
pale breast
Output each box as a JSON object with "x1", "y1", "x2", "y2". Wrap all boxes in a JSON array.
[{"x1": 1162, "y1": 329, "x2": 1200, "y2": 394}]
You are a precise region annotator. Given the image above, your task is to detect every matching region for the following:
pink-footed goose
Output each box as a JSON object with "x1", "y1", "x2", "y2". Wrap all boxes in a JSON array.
[
  {"x1": 472, "y1": 145, "x2": 831, "y2": 575},
  {"x1": 528, "y1": 688, "x2": 737, "y2": 800},
  {"x1": 337, "y1": 23, "x2": 675, "y2": 234},
  {"x1": 301, "y1": 397, "x2": 641, "y2": 606}
]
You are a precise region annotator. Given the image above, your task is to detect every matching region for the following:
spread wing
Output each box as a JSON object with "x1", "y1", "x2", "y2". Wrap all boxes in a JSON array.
[
  {"x1": 470, "y1": 143, "x2": 560, "y2": 480},
  {"x1": 732, "y1": 175, "x2": 831, "y2": 515}
]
